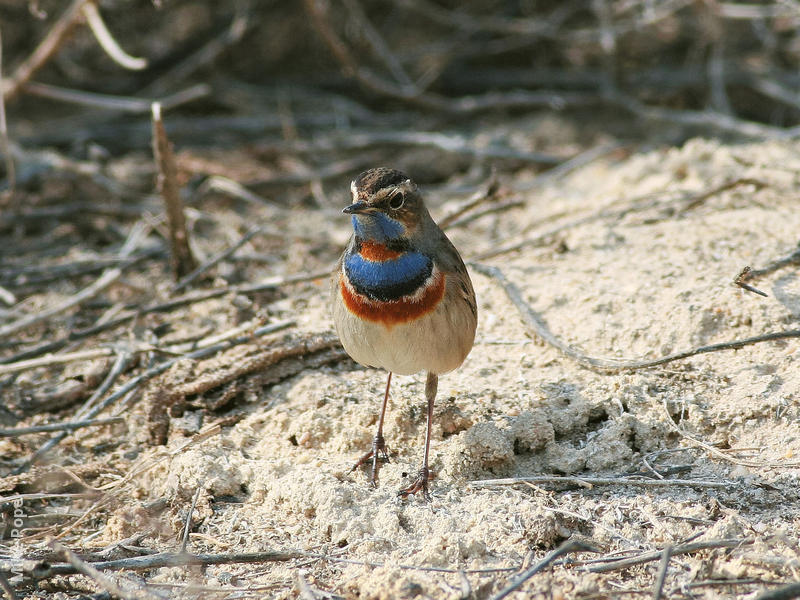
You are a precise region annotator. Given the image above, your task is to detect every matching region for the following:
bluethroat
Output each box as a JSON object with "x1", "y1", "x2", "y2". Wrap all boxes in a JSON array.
[{"x1": 332, "y1": 168, "x2": 477, "y2": 497}]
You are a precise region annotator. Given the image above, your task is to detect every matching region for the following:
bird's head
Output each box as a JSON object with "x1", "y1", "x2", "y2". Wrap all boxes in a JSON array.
[{"x1": 344, "y1": 168, "x2": 426, "y2": 242}]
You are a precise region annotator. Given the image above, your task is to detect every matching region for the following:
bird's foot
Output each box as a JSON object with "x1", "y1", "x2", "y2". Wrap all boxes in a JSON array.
[
  {"x1": 398, "y1": 466, "x2": 432, "y2": 500},
  {"x1": 350, "y1": 433, "x2": 389, "y2": 486}
]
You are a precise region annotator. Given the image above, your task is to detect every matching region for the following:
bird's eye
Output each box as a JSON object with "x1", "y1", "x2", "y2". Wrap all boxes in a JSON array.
[{"x1": 388, "y1": 192, "x2": 404, "y2": 210}]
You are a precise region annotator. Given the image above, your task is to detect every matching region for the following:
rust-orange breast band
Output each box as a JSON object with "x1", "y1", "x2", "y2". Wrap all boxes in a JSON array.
[{"x1": 340, "y1": 270, "x2": 446, "y2": 327}]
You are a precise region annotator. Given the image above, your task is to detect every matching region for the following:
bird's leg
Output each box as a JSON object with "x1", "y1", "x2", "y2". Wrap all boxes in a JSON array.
[
  {"x1": 351, "y1": 372, "x2": 392, "y2": 486},
  {"x1": 399, "y1": 372, "x2": 437, "y2": 499}
]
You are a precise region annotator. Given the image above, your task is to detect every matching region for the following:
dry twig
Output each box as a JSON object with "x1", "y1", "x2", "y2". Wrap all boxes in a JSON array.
[
  {"x1": 167, "y1": 331, "x2": 341, "y2": 400},
  {"x1": 588, "y1": 538, "x2": 754, "y2": 573},
  {"x1": 469, "y1": 475, "x2": 736, "y2": 490},
  {"x1": 80, "y1": 1, "x2": 146, "y2": 70},
  {"x1": 0, "y1": 416, "x2": 122, "y2": 438},
  {"x1": 490, "y1": 539, "x2": 599, "y2": 600},
  {"x1": 171, "y1": 225, "x2": 261, "y2": 293},
  {"x1": 0, "y1": 26, "x2": 14, "y2": 199},
  {"x1": 471, "y1": 262, "x2": 800, "y2": 372},
  {"x1": 0, "y1": 222, "x2": 150, "y2": 340},
  {"x1": 652, "y1": 545, "x2": 672, "y2": 600},
  {"x1": 23, "y1": 81, "x2": 209, "y2": 113},
  {"x1": 152, "y1": 102, "x2": 196, "y2": 279},
  {"x1": 50, "y1": 541, "x2": 162, "y2": 600},
  {"x1": 4, "y1": 0, "x2": 90, "y2": 102},
  {"x1": 754, "y1": 582, "x2": 800, "y2": 600}
]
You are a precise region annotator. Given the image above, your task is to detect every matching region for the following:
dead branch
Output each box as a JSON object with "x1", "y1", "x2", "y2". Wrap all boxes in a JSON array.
[
  {"x1": 489, "y1": 539, "x2": 599, "y2": 600},
  {"x1": 754, "y1": 582, "x2": 800, "y2": 600},
  {"x1": 660, "y1": 398, "x2": 800, "y2": 468},
  {"x1": 256, "y1": 130, "x2": 562, "y2": 166},
  {"x1": 80, "y1": 2, "x2": 146, "y2": 70},
  {"x1": 302, "y1": 0, "x2": 600, "y2": 115},
  {"x1": 0, "y1": 416, "x2": 122, "y2": 438},
  {"x1": 171, "y1": 225, "x2": 261, "y2": 293},
  {"x1": 471, "y1": 262, "x2": 800, "y2": 372},
  {"x1": 51, "y1": 541, "x2": 162, "y2": 600},
  {"x1": 139, "y1": 5, "x2": 251, "y2": 96},
  {"x1": 438, "y1": 171, "x2": 501, "y2": 229},
  {"x1": 15, "y1": 320, "x2": 293, "y2": 472},
  {"x1": 0, "y1": 571, "x2": 19, "y2": 600},
  {"x1": 445, "y1": 198, "x2": 525, "y2": 229},
  {"x1": 151, "y1": 102, "x2": 196, "y2": 279},
  {"x1": 168, "y1": 331, "x2": 340, "y2": 399},
  {"x1": 0, "y1": 26, "x2": 14, "y2": 199},
  {"x1": 340, "y1": 0, "x2": 414, "y2": 90},
  {"x1": 475, "y1": 177, "x2": 767, "y2": 260},
  {"x1": 588, "y1": 538, "x2": 754, "y2": 573},
  {"x1": 23, "y1": 81, "x2": 209, "y2": 112},
  {"x1": 0, "y1": 285, "x2": 15, "y2": 305},
  {"x1": 0, "y1": 348, "x2": 115, "y2": 376},
  {"x1": 179, "y1": 486, "x2": 203, "y2": 554},
  {"x1": 17, "y1": 350, "x2": 132, "y2": 472},
  {"x1": 0, "y1": 222, "x2": 150, "y2": 340},
  {"x1": 1, "y1": 270, "x2": 326, "y2": 366},
  {"x1": 14, "y1": 549, "x2": 306, "y2": 581},
  {"x1": 652, "y1": 546, "x2": 672, "y2": 600},
  {"x1": 469, "y1": 475, "x2": 737, "y2": 490},
  {"x1": 609, "y1": 88, "x2": 796, "y2": 139},
  {"x1": 3, "y1": 0, "x2": 90, "y2": 102},
  {"x1": 740, "y1": 244, "x2": 800, "y2": 281}
]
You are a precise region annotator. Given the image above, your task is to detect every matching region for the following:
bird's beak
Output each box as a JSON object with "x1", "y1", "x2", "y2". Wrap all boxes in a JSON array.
[{"x1": 342, "y1": 201, "x2": 371, "y2": 214}]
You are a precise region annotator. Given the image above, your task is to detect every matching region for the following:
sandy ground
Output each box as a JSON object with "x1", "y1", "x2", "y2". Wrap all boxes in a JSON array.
[{"x1": 5, "y1": 136, "x2": 800, "y2": 599}]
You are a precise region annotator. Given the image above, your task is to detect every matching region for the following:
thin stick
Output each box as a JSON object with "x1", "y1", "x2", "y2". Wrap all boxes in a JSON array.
[
  {"x1": 341, "y1": 0, "x2": 414, "y2": 89},
  {"x1": 0, "y1": 26, "x2": 14, "y2": 197},
  {"x1": 51, "y1": 541, "x2": 160, "y2": 600},
  {"x1": 0, "y1": 285, "x2": 15, "y2": 305},
  {"x1": 180, "y1": 486, "x2": 203, "y2": 554},
  {"x1": 754, "y1": 582, "x2": 800, "y2": 600},
  {"x1": 660, "y1": 398, "x2": 800, "y2": 468},
  {"x1": 1, "y1": 271, "x2": 324, "y2": 365},
  {"x1": 652, "y1": 545, "x2": 672, "y2": 600},
  {"x1": 0, "y1": 416, "x2": 122, "y2": 437},
  {"x1": 23, "y1": 81, "x2": 209, "y2": 112},
  {"x1": 139, "y1": 7, "x2": 250, "y2": 96},
  {"x1": 0, "y1": 570, "x2": 19, "y2": 600},
  {"x1": 16, "y1": 350, "x2": 131, "y2": 473},
  {"x1": 0, "y1": 222, "x2": 149, "y2": 339},
  {"x1": 3, "y1": 0, "x2": 90, "y2": 102},
  {"x1": 489, "y1": 539, "x2": 598, "y2": 600},
  {"x1": 469, "y1": 475, "x2": 736, "y2": 489},
  {"x1": 589, "y1": 538, "x2": 753, "y2": 574},
  {"x1": 171, "y1": 226, "x2": 261, "y2": 293},
  {"x1": 152, "y1": 102, "x2": 196, "y2": 279},
  {"x1": 81, "y1": 2, "x2": 146, "y2": 70},
  {"x1": 15, "y1": 320, "x2": 292, "y2": 474},
  {"x1": 302, "y1": 0, "x2": 598, "y2": 116},
  {"x1": 0, "y1": 347, "x2": 115, "y2": 376},
  {"x1": 259, "y1": 129, "x2": 562, "y2": 165},
  {"x1": 439, "y1": 172, "x2": 500, "y2": 228},
  {"x1": 471, "y1": 262, "x2": 800, "y2": 372},
  {"x1": 742, "y1": 245, "x2": 800, "y2": 280},
  {"x1": 13, "y1": 548, "x2": 516, "y2": 582}
]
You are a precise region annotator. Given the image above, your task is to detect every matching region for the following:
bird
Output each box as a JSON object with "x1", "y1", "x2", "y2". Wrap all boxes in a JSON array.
[{"x1": 331, "y1": 167, "x2": 477, "y2": 498}]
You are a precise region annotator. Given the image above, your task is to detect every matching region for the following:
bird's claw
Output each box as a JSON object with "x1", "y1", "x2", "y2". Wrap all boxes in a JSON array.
[
  {"x1": 350, "y1": 434, "x2": 389, "y2": 486},
  {"x1": 398, "y1": 466, "x2": 432, "y2": 500}
]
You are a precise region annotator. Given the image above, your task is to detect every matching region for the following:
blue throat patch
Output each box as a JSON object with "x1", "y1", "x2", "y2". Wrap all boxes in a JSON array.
[
  {"x1": 351, "y1": 213, "x2": 404, "y2": 241},
  {"x1": 345, "y1": 250, "x2": 432, "y2": 302}
]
